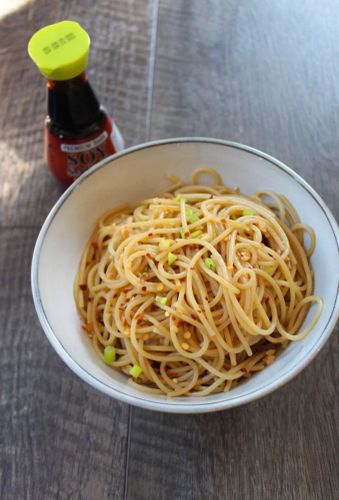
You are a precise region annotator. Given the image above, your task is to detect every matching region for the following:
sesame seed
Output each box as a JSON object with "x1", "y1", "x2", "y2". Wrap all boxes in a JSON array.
[
  {"x1": 156, "y1": 284, "x2": 164, "y2": 291},
  {"x1": 173, "y1": 378, "x2": 178, "y2": 384},
  {"x1": 182, "y1": 342, "x2": 189, "y2": 350},
  {"x1": 165, "y1": 311, "x2": 170, "y2": 317},
  {"x1": 183, "y1": 331, "x2": 191, "y2": 339}
]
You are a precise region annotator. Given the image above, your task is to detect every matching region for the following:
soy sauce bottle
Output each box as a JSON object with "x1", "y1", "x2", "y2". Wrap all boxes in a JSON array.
[{"x1": 28, "y1": 20, "x2": 124, "y2": 187}]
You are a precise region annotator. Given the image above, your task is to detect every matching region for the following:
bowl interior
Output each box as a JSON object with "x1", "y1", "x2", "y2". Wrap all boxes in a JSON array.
[{"x1": 33, "y1": 140, "x2": 339, "y2": 412}]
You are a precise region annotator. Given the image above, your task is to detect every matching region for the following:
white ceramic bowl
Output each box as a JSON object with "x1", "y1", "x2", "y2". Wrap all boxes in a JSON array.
[{"x1": 31, "y1": 138, "x2": 339, "y2": 413}]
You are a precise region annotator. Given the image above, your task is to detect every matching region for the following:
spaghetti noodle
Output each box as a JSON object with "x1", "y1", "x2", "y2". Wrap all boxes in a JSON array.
[{"x1": 74, "y1": 168, "x2": 322, "y2": 396}]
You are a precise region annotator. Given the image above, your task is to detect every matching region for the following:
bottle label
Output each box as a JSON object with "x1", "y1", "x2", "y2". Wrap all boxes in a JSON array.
[
  {"x1": 64, "y1": 130, "x2": 112, "y2": 179},
  {"x1": 45, "y1": 117, "x2": 124, "y2": 187},
  {"x1": 61, "y1": 130, "x2": 108, "y2": 153}
]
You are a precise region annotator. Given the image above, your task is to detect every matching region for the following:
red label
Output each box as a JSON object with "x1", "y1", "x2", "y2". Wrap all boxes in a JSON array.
[{"x1": 45, "y1": 116, "x2": 117, "y2": 187}]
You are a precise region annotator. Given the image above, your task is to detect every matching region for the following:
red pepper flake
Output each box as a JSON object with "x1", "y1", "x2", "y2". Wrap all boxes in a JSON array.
[
  {"x1": 146, "y1": 253, "x2": 153, "y2": 260},
  {"x1": 263, "y1": 355, "x2": 275, "y2": 366},
  {"x1": 82, "y1": 322, "x2": 92, "y2": 332},
  {"x1": 79, "y1": 284, "x2": 87, "y2": 291},
  {"x1": 185, "y1": 231, "x2": 190, "y2": 237},
  {"x1": 91, "y1": 242, "x2": 98, "y2": 250},
  {"x1": 148, "y1": 232, "x2": 153, "y2": 237},
  {"x1": 87, "y1": 297, "x2": 92, "y2": 302},
  {"x1": 142, "y1": 286, "x2": 147, "y2": 292}
]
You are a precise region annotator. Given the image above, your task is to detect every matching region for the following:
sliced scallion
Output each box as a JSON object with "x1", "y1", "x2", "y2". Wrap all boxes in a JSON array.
[
  {"x1": 190, "y1": 230, "x2": 203, "y2": 238},
  {"x1": 167, "y1": 252, "x2": 177, "y2": 265},
  {"x1": 129, "y1": 364, "x2": 142, "y2": 378},
  {"x1": 204, "y1": 257, "x2": 216, "y2": 271},
  {"x1": 155, "y1": 295, "x2": 167, "y2": 305},
  {"x1": 159, "y1": 238, "x2": 171, "y2": 251},
  {"x1": 103, "y1": 346, "x2": 116, "y2": 364}
]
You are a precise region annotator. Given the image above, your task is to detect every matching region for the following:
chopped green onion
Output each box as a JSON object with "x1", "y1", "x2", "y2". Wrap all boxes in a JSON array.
[
  {"x1": 243, "y1": 209, "x2": 254, "y2": 216},
  {"x1": 190, "y1": 230, "x2": 203, "y2": 238},
  {"x1": 175, "y1": 194, "x2": 182, "y2": 201},
  {"x1": 159, "y1": 238, "x2": 171, "y2": 251},
  {"x1": 186, "y1": 199, "x2": 192, "y2": 204},
  {"x1": 231, "y1": 215, "x2": 238, "y2": 220},
  {"x1": 185, "y1": 208, "x2": 200, "y2": 224},
  {"x1": 188, "y1": 214, "x2": 200, "y2": 224},
  {"x1": 103, "y1": 346, "x2": 116, "y2": 364},
  {"x1": 142, "y1": 264, "x2": 150, "y2": 275},
  {"x1": 155, "y1": 295, "x2": 167, "y2": 305},
  {"x1": 168, "y1": 252, "x2": 177, "y2": 265},
  {"x1": 263, "y1": 267, "x2": 275, "y2": 275},
  {"x1": 129, "y1": 364, "x2": 142, "y2": 378},
  {"x1": 204, "y1": 257, "x2": 216, "y2": 271}
]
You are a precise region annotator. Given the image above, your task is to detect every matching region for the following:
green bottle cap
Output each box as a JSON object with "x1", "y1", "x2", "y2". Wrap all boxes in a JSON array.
[{"x1": 28, "y1": 20, "x2": 90, "y2": 80}]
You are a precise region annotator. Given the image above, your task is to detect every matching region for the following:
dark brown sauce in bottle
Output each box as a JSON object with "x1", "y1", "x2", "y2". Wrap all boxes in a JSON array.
[
  {"x1": 45, "y1": 72, "x2": 122, "y2": 186},
  {"x1": 28, "y1": 21, "x2": 124, "y2": 187}
]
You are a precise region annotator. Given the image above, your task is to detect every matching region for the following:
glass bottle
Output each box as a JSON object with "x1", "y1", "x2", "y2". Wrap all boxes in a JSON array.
[{"x1": 28, "y1": 20, "x2": 124, "y2": 187}]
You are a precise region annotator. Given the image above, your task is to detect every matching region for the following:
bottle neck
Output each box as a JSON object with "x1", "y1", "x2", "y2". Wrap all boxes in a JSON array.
[{"x1": 47, "y1": 72, "x2": 105, "y2": 135}]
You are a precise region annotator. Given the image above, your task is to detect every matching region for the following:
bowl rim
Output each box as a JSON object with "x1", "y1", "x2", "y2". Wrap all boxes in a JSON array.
[{"x1": 31, "y1": 137, "x2": 339, "y2": 413}]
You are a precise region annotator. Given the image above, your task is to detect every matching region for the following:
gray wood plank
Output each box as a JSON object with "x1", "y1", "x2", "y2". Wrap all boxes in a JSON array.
[
  {"x1": 0, "y1": 1, "x2": 157, "y2": 499},
  {"x1": 126, "y1": 1, "x2": 339, "y2": 499},
  {"x1": 0, "y1": 228, "x2": 129, "y2": 500},
  {"x1": 150, "y1": 0, "x2": 339, "y2": 218},
  {"x1": 127, "y1": 339, "x2": 338, "y2": 500},
  {"x1": 0, "y1": 0, "x2": 156, "y2": 227}
]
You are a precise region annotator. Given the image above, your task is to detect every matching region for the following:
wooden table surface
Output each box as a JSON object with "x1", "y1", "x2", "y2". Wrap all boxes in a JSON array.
[{"x1": 0, "y1": 1, "x2": 338, "y2": 499}]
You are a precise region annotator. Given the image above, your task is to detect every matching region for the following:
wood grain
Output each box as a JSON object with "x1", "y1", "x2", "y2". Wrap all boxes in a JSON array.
[
  {"x1": 0, "y1": 0, "x2": 156, "y2": 227},
  {"x1": 0, "y1": 0, "x2": 338, "y2": 499},
  {"x1": 0, "y1": 0, "x2": 157, "y2": 499},
  {"x1": 0, "y1": 228, "x2": 129, "y2": 500},
  {"x1": 127, "y1": 340, "x2": 338, "y2": 500},
  {"x1": 126, "y1": 1, "x2": 339, "y2": 499},
  {"x1": 150, "y1": 0, "x2": 339, "y2": 218}
]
